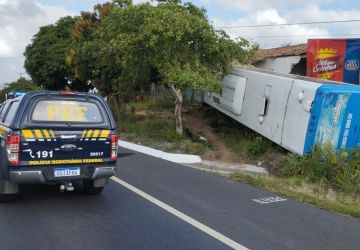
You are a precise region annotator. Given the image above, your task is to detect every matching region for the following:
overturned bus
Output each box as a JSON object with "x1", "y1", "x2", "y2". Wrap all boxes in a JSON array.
[{"x1": 204, "y1": 67, "x2": 360, "y2": 155}]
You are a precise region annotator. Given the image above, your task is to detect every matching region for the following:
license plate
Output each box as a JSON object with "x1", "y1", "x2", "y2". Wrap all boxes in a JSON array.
[{"x1": 54, "y1": 167, "x2": 80, "y2": 177}]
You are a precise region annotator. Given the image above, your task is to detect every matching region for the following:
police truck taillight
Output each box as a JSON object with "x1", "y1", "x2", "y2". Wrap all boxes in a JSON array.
[
  {"x1": 7, "y1": 134, "x2": 20, "y2": 165},
  {"x1": 111, "y1": 134, "x2": 118, "y2": 161}
]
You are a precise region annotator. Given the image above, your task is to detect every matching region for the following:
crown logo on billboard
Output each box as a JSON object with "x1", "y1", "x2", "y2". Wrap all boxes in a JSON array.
[
  {"x1": 315, "y1": 48, "x2": 337, "y2": 59},
  {"x1": 318, "y1": 72, "x2": 334, "y2": 80}
]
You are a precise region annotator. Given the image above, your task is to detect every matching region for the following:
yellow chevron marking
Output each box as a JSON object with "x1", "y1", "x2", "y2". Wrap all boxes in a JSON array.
[
  {"x1": 0, "y1": 126, "x2": 7, "y2": 136},
  {"x1": 42, "y1": 129, "x2": 50, "y2": 139},
  {"x1": 34, "y1": 130, "x2": 43, "y2": 139},
  {"x1": 86, "y1": 129, "x2": 93, "y2": 138},
  {"x1": 82, "y1": 130, "x2": 87, "y2": 138},
  {"x1": 100, "y1": 130, "x2": 109, "y2": 138},
  {"x1": 22, "y1": 130, "x2": 35, "y2": 139},
  {"x1": 50, "y1": 130, "x2": 56, "y2": 138},
  {"x1": 93, "y1": 130, "x2": 100, "y2": 138}
]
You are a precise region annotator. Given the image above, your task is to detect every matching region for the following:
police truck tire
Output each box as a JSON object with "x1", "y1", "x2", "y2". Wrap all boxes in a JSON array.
[{"x1": 83, "y1": 180, "x2": 104, "y2": 195}]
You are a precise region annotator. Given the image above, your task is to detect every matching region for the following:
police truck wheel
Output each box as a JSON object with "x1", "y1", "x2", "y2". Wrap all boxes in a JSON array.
[{"x1": 83, "y1": 180, "x2": 104, "y2": 195}]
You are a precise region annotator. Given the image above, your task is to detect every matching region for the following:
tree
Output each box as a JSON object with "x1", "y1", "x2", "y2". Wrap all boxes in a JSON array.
[
  {"x1": 0, "y1": 78, "x2": 41, "y2": 102},
  {"x1": 24, "y1": 16, "x2": 89, "y2": 91},
  {"x1": 67, "y1": 3, "x2": 116, "y2": 90},
  {"x1": 28, "y1": 0, "x2": 258, "y2": 133},
  {"x1": 67, "y1": 2, "x2": 134, "y2": 117},
  {"x1": 94, "y1": 0, "x2": 258, "y2": 134}
]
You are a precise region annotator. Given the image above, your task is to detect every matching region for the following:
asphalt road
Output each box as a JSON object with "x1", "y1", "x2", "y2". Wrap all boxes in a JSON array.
[{"x1": 0, "y1": 148, "x2": 359, "y2": 250}]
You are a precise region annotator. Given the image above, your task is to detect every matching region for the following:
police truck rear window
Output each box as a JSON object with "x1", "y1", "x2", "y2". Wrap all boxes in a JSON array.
[{"x1": 32, "y1": 100, "x2": 103, "y2": 123}]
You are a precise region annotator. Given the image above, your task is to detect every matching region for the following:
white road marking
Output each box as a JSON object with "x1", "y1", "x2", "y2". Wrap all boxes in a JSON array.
[
  {"x1": 111, "y1": 176, "x2": 248, "y2": 250},
  {"x1": 252, "y1": 196, "x2": 287, "y2": 204}
]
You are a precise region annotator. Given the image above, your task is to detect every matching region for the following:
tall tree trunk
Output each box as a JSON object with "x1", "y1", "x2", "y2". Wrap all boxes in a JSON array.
[
  {"x1": 170, "y1": 84, "x2": 183, "y2": 135},
  {"x1": 109, "y1": 94, "x2": 124, "y2": 122}
]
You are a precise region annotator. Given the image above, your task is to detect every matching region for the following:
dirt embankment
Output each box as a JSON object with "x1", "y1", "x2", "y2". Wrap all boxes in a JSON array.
[{"x1": 185, "y1": 112, "x2": 245, "y2": 163}]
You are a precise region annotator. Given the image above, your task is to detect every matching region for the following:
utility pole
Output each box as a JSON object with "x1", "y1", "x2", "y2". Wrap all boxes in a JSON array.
[{"x1": 17, "y1": 72, "x2": 25, "y2": 78}]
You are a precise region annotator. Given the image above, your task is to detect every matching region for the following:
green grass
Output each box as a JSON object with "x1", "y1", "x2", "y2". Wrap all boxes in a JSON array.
[
  {"x1": 119, "y1": 114, "x2": 181, "y2": 142},
  {"x1": 223, "y1": 131, "x2": 272, "y2": 159},
  {"x1": 231, "y1": 172, "x2": 360, "y2": 219},
  {"x1": 200, "y1": 106, "x2": 282, "y2": 160},
  {"x1": 282, "y1": 146, "x2": 360, "y2": 194},
  {"x1": 118, "y1": 98, "x2": 212, "y2": 155},
  {"x1": 128, "y1": 97, "x2": 174, "y2": 112},
  {"x1": 232, "y1": 146, "x2": 360, "y2": 218}
]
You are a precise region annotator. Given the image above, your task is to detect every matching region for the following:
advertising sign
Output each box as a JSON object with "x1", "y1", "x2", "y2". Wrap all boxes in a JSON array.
[
  {"x1": 303, "y1": 84, "x2": 360, "y2": 153},
  {"x1": 307, "y1": 39, "x2": 360, "y2": 84}
]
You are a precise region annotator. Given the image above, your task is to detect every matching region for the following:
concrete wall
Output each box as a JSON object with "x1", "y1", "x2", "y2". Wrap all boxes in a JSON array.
[{"x1": 254, "y1": 56, "x2": 302, "y2": 74}]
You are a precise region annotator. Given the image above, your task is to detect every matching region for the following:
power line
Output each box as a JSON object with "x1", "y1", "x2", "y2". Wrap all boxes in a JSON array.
[
  {"x1": 216, "y1": 19, "x2": 360, "y2": 29},
  {"x1": 241, "y1": 33, "x2": 360, "y2": 38},
  {"x1": 17, "y1": 72, "x2": 25, "y2": 78}
]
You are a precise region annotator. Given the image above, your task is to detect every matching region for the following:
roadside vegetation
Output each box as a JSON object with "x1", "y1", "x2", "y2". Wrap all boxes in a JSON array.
[
  {"x1": 119, "y1": 97, "x2": 214, "y2": 155},
  {"x1": 199, "y1": 106, "x2": 285, "y2": 161},
  {"x1": 118, "y1": 97, "x2": 285, "y2": 162},
  {"x1": 233, "y1": 146, "x2": 360, "y2": 218},
  {"x1": 282, "y1": 147, "x2": 360, "y2": 195},
  {"x1": 231, "y1": 172, "x2": 360, "y2": 219},
  {"x1": 117, "y1": 95, "x2": 277, "y2": 159}
]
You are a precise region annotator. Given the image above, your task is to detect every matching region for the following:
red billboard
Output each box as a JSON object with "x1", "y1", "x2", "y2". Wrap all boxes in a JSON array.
[{"x1": 307, "y1": 39, "x2": 360, "y2": 84}]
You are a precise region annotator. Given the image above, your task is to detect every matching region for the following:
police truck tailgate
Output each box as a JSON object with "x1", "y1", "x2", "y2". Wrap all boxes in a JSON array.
[
  {"x1": 20, "y1": 129, "x2": 113, "y2": 165},
  {"x1": 18, "y1": 93, "x2": 117, "y2": 167}
]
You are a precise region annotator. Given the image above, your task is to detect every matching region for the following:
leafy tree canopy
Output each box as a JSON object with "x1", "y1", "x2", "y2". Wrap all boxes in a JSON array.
[
  {"x1": 90, "y1": 0, "x2": 258, "y2": 133},
  {"x1": 67, "y1": 3, "x2": 117, "y2": 94},
  {"x1": 0, "y1": 78, "x2": 41, "y2": 102},
  {"x1": 24, "y1": 0, "x2": 258, "y2": 134},
  {"x1": 24, "y1": 16, "x2": 89, "y2": 91}
]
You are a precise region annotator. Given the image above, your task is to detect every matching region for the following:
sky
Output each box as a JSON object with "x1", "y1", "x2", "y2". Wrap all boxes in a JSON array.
[{"x1": 1, "y1": 0, "x2": 360, "y2": 85}]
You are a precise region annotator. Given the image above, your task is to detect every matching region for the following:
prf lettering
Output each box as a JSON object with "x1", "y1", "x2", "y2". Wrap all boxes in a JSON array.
[{"x1": 47, "y1": 105, "x2": 88, "y2": 121}]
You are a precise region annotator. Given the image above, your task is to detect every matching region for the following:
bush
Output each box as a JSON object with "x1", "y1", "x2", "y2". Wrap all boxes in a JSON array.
[
  {"x1": 222, "y1": 131, "x2": 271, "y2": 159},
  {"x1": 333, "y1": 150, "x2": 360, "y2": 194},
  {"x1": 247, "y1": 137, "x2": 269, "y2": 158},
  {"x1": 162, "y1": 128, "x2": 183, "y2": 143},
  {"x1": 283, "y1": 146, "x2": 360, "y2": 194}
]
